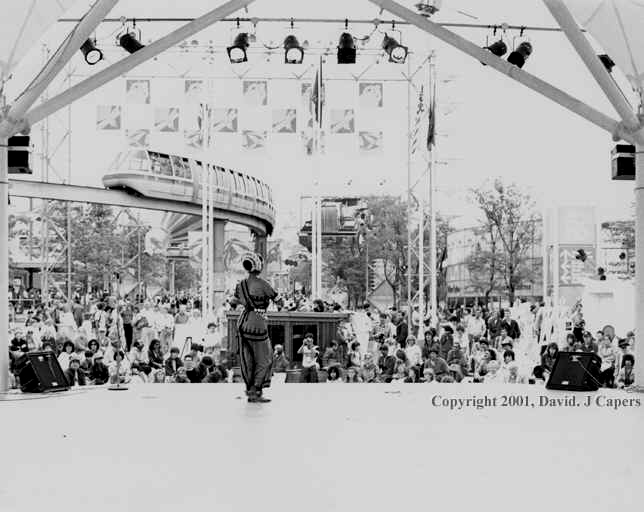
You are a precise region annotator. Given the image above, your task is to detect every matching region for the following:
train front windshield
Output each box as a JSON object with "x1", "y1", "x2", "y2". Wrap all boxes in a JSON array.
[{"x1": 108, "y1": 149, "x2": 150, "y2": 173}]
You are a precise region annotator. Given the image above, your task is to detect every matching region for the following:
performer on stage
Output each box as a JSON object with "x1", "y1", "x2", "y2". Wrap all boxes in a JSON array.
[{"x1": 233, "y1": 252, "x2": 278, "y2": 403}]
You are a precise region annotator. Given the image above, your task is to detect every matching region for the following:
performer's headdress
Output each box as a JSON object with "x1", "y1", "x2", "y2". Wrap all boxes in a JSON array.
[{"x1": 241, "y1": 251, "x2": 263, "y2": 273}]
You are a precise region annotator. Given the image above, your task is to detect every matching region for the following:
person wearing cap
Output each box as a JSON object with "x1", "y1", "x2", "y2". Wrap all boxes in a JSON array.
[
  {"x1": 64, "y1": 356, "x2": 86, "y2": 387},
  {"x1": 232, "y1": 252, "x2": 278, "y2": 403},
  {"x1": 616, "y1": 337, "x2": 634, "y2": 375}
]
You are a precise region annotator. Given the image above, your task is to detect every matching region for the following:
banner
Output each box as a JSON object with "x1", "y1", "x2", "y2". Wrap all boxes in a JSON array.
[
  {"x1": 126, "y1": 129, "x2": 150, "y2": 148},
  {"x1": 242, "y1": 130, "x2": 267, "y2": 150},
  {"x1": 359, "y1": 131, "x2": 383, "y2": 153},
  {"x1": 243, "y1": 80, "x2": 268, "y2": 106},
  {"x1": 184, "y1": 79, "x2": 205, "y2": 103},
  {"x1": 330, "y1": 109, "x2": 355, "y2": 134},
  {"x1": 125, "y1": 79, "x2": 151, "y2": 104},
  {"x1": 154, "y1": 107, "x2": 180, "y2": 132},
  {"x1": 212, "y1": 108, "x2": 238, "y2": 132},
  {"x1": 272, "y1": 109, "x2": 297, "y2": 133},
  {"x1": 358, "y1": 82, "x2": 383, "y2": 108},
  {"x1": 96, "y1": 105, "x2": 121, "y2": 130},
  {"x1": 184, "y1": 129, "x2": 203, "y2": 149}
]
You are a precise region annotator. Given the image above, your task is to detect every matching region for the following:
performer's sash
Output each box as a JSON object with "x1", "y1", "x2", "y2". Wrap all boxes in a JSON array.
[{"x1": 237, "y1": 279, "x2": 269, "y2": 343}]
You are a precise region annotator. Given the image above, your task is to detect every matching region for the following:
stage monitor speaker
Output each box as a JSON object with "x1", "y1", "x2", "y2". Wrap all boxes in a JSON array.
[
  {"x1": 18, "y1": 351, "x2": 69, "y2": 393},
  {"x1": 546, "y1": 351, "x2": 602, "y2": 391}
]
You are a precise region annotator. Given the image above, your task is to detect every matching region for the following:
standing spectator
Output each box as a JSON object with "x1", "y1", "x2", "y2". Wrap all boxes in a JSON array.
[
  {"x1": 120, "y1": 300, "x2": 134, "y2": 351},
  {"x1": 487, "y1": 309, "x2": 503, "y2": 342},
  {"x1": 395, "y1": 313, "x2": 409, "y2": 349},
  {"x1": 598, "y1": 335, "x2": 617, "y2": 388},
  {"x1": 466, "y1": 308, "x2": 486, "y2": 353},
  {"x1": 272, "y1": 345, "x2": 290, "y2": 372},
  {"x1": 72, "y1": 298, "x2": 84, "y2": 329},
  {"x1": 438, "y1": 325, "x2": 453, "y2": 360},
  {"x1": 501, "y1": 309, "x2": 521, "y2": 340},
  {"x1": 298, "y1": 333, "x2": 319, "y2": 383},
  {"x1": 616, "y1": 338, "x2": 634, "y2": 372}
]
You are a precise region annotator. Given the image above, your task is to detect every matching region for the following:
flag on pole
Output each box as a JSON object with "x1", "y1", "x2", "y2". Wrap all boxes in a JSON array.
[
  {"x1": 427, "y1": 81, "x2": 436, "y2": 150},
  {"x1": 310, "y1": 57, "x2": 324, "y2": 129},
  {"x1": 410, "y1": 87, "x2": 424, "y2": 155}
]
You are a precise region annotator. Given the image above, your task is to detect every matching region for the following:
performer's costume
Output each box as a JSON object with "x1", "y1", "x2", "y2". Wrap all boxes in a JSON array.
[{"x1": 235, "y1": 253, "x2": 277, "y2": 402}]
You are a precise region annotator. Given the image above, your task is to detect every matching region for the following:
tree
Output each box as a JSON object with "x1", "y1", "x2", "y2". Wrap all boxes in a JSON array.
[
  {"x1": 469, "y1": 179, "x2": 541, "y2": 304},
  {"x1": 323, "y1": 236, "x2": 366, "y2": 308},
  {"x1": 464, "y1": 225, "x2": 504, "y2": 304}
]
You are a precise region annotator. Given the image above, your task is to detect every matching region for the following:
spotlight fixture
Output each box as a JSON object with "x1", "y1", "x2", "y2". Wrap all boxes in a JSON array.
[
  {"x1": 575, "y1": 249, "x2": 587, "y2": 263},
  {"x1": 481, "y1": 39, "x2": 507, "y2": 65},
  {"x1": 337, "y1": 32, "x2": 356, "y2": 64},
  {"x1": 119, "y1": 32, "x2": 145, "y2": 54},
  {"x1": 382, "y1": 34, "x2": 408, "y2": 64},
  {"x1": 507, "y1": 41, "x2": 532, "y2": 68},
  {"x1": 598, "y1": 54, "x2": 615, "y2": 73},
  {"x1": 284, "y1": 34, "x2": 304, "y2": 64},
  {"x1": 227, "y1": 32, "x2": 250, "y2": 64},
  {"x1": 484, "y1": 39, "x2": 508, "y2": 58},
  {"x1": 80, "y1": 38, "x2": 103, "y2": 65}
]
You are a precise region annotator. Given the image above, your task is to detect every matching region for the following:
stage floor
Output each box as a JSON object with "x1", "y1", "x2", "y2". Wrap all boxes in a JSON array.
[{"x1": 1, "y1": 383, "x2": 642, "y2": 512}]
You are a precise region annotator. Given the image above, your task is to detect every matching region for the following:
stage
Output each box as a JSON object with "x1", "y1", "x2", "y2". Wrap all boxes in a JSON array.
[{"x1": 1, "y1": 383, "x2": 642, "y2": 512}]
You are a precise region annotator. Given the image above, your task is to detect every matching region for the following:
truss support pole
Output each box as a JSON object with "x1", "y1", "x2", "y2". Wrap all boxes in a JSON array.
[
  {"x1": 543, "y1": 0, "x2": 641, "y2": 131},
  {"x1": 25, "y1": 0, "x2": 256, "y2": 129},
  {"x1": 0, "y1": 0, "x2": 119, "y2": 136},
  {"x1": 636, "y1": 145, "x2": 644, "y2": 387},
  {"x1": 0, "y1": 134, "x2": 8, "y2": 391},
  {"x1": 366, "y1": 0, "x2": 633, "y2": 144}
]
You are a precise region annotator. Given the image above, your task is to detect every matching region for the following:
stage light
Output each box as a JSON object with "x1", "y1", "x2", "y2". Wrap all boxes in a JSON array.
[
  {"x1": 507, "y1": 41, "x2": 532, "y2": 68},
  {"x1": 80, "y1": 38, "x2": 103, "y2": 65},
  {"x1": 598, "y1": 54, "x2": 615, "y2": 73},
  {"x1": 382, "y1": 34, "x2": 408, "y2": 64},
  {"x1": 575, "y1": 249, "x2": 587, "y2": 262},
  {"x1": 284, "y1": 35, "x2": 304, "y2": 64},
  {"x1": 227, "y1": 32, "x2": 250, "y2": 63},
  {"x1": 484, "y1": 39, "x2": 508, "y2": 58},
  {"x1": 337, "y1": 32, "x2": 356, "y2": 64},
  {"x1": 119, "y1": 32, "x2": 145, "y2": 54}
]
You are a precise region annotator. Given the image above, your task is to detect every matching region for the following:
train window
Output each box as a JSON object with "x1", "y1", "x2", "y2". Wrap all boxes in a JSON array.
[
  {"x1": 229, "y1": 170, "x2": 238, "y2": 194},
  {"x1": 195, "y1": 160, "x2": 203, "y2": 178},
  {"x1": 127, "y1": 150, "x2": 149, "y2": 171},
  {"x1": 214, "y1": 167, "x2": 225, "y2": 189},
  {"x1": 253, "y1": 178, "x2": 262, "y2": 199},
  {"x1": 150, "y1": 152, "x2": 172, "y2": 176},
  {"x1": 170, "y1": 155, "x2": 190, "y2": 179},
  {"x1": 238, "y1": 173, "x2": 247, "y2": 195}
]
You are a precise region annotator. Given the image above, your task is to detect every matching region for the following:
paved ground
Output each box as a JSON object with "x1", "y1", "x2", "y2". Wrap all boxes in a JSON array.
[{"x1": 1, "y1": 383, "x2": 642, "y2": 512}]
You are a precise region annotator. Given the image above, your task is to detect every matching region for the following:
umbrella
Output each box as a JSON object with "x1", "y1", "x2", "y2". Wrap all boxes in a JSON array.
[
  {"x1": 0, "y1": 0, "x2": 78, "y2": 83},
  {"x1": 564, "y1": 0, "x2": 644, "y2": 91}
]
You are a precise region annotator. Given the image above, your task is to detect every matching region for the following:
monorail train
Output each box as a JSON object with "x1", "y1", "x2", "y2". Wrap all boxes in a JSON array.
[{"x1": 102, "y1": 149, "x2": 275, "y2": 234}]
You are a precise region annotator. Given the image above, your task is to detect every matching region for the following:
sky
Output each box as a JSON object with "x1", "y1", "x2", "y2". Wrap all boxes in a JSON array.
[{"x1": 4, "y1": 0, "x2": 638, "y2": 246}]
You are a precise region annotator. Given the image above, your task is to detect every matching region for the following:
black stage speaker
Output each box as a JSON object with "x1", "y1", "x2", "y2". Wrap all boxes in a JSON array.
[
  {"x1": 546, "y1": 351, "x2": 602, "y2": 391},
  {"x1": 18, "y1": 351, "x2": 69, "y2": 393}
]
